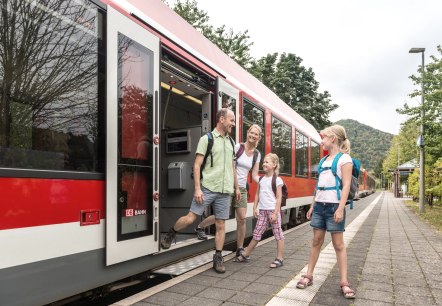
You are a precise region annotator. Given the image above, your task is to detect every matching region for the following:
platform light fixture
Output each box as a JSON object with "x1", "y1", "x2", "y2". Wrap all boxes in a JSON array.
[{"x1": 408, "y1": 47, "x2": 425, "y2": 213}]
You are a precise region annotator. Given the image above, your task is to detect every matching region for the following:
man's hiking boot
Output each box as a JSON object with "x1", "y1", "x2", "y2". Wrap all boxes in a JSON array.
[
  {"x1": 213, "y1": 253, "x2": 225, "y2": 274},
  {"x1": 161, "y1": 228, "x2": 176, "y2": 249},
  {"x1": 195, "y1": 227, "x2": 208, "y2": 240}
]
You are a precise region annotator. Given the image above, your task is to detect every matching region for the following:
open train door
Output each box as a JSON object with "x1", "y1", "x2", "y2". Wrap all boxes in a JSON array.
[{"x1": 106, "y1": 7, "x2": 160, "y2": 265}]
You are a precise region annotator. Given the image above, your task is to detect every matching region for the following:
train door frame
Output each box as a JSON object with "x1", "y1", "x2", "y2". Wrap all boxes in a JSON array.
[
  {"x1": 216, "y1": 77, "x2": 240, "y2": 232},
  {"x1": 217, "y1": 78, "x2": 240, "y2": 142},
  {"x1": 106, "y1": 6, "x2": 160, "y2": 265}
]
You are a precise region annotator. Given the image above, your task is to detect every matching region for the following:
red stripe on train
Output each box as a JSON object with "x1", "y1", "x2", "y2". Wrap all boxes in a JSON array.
[{"x1": 0, "y1": 178, "x2": 105, "y2": 230}]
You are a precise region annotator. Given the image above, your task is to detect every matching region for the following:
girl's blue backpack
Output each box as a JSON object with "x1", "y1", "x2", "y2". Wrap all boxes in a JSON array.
[{"x1": 315, "y1": 153, "x2": 361, "y2": 209}]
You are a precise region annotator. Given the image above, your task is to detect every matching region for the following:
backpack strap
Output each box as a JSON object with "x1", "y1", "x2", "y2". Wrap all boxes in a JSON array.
[
  {"x1": 236, "y1": 143, "x2": 245, "y2": 160},
  {"x1": 314, "y1": 153, "x2": 344, "y2": 201},
  {"x1": 252, "y1": 149, "x2": 259, "y2": 168},
  {"x1": 259, "y1": 175, "x2": 277, "y2": 197},
  {"x1": 331, "y1": 152, "x2": 343, "y2": 200},
  {"x1": 200, "y1": 132, "x2": 214, "y2": 178},
  {"x1": 314, "y1": 155, "x2": 328, "y2": 196},
  {"x1": 235, "y1": 143, "x2": 245, "y2": 169},
  {"x1": 228, "y1": 136, "x2": 236, "y2": 158},
  {"x1": 249, "y1": 149, "x2": 259, "y2": 182},
  {"x1": 271, "y1": 174, "x2": 277, "y2": 197}
]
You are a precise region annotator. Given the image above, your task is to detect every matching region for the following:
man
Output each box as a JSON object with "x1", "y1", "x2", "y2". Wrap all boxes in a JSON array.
[{"x1": 161, "y1": 108, "x2": 240, "y2": 274}]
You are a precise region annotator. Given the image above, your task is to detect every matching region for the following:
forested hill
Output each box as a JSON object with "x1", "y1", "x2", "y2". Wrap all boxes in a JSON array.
[{"x1": 335, "y1": 119, "x2": 394, "y2": 173}]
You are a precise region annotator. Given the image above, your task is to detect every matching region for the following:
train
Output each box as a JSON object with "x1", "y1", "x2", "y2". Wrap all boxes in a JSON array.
[
  {"x1": 357, "y1": 169, "x2": 376, "y2": 198},
  {"x1": 0, "y1": 0, "x2": 325, "y2": 305}
]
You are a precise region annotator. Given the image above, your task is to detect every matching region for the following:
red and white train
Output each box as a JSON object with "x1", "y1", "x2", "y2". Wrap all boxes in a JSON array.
[
  {"x1": 357, "y1": 169, "x2": 376, "y2": 198},
  {"x1": 0, "y1": 0, "x2": 324, "y2": 305}
]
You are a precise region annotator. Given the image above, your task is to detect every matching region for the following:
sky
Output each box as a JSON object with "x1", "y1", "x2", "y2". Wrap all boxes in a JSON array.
[{"x1": 170, "y1": 0, "x2": 442, "y2": 135}]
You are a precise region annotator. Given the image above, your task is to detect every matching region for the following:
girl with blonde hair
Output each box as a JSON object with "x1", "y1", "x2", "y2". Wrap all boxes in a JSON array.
[
  {"x1": 235, "y1": 153, "x2": 285, "y2": 268},
  {"x1": 296, "y1": 124, "x2": 355, "y2": 299}
]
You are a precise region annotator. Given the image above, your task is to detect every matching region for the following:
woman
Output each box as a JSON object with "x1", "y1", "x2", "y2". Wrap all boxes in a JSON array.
[
  {"x1": 296, "y1": 124, "x2": 356, "y2": 299},
  {"x1": 195, "y1": 124, "x2": 262, "y2": 257}
]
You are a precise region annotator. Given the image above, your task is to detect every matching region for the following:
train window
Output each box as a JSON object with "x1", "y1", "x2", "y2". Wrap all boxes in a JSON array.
[
  {"x1": 242, "y1": 99, "x2": 265, "y2": 158},
  {"x1": 221, "y1": 93, "x2": 237, "y2": 139},
  {"x1": 0, "y1": 0, "x2": 105, "y2": 173},
  {"x1": 271, "y1": 117, "x2": 292, "y2": 175},
  {"x1": 295, "y1": 131, "x2": 309, "y2": 177},
  {"x1": 311, "y1": 140, "x2": 320, "y2": 178},
  {"x1": 117, "y1": 32, "x2": 154, "y2": 239}
]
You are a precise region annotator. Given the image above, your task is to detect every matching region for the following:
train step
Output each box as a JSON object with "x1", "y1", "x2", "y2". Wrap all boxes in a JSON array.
[{"x1": 153, "y1": 250, "x2": 232, "y2": 276}]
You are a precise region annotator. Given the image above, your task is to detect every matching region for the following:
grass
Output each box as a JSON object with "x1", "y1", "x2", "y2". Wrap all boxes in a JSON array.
[{"x1": 404, "y1": 199, "x2": 442, "y2": 233}]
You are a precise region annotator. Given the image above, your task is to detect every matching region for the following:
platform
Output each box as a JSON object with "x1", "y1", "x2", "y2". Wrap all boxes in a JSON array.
[{"x1": 112, "y1": 192, "x2": 442, "y2": 306}]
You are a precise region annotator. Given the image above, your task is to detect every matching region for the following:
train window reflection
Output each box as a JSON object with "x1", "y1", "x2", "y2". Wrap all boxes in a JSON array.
[
  {"x1": 271, "y1": 117, "x2": 292, "y2": 175},
  {"x1": 0, "y1": 0, "x2": 105, "y2": 173},
  {"x1": 311, "y1": 141, "x2": 320, "y2": 178},
  {"x1": 242, "y1": 99, "x2": 265, "y2": 160},
  {"x1": 296, "y1": 131, "x2": 309, "y2": 177}
]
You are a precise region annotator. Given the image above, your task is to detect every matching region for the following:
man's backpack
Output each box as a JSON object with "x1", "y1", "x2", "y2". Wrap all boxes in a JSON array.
[
  {"x1": 259, "y1": 175, "x2": 288, "y2": 207},
  {"x1": 200, "y1": 132, "x2": 235, "y2": 179},
  {"x1": 315, "y1": 152, "x2": 361, "y2": 208}
]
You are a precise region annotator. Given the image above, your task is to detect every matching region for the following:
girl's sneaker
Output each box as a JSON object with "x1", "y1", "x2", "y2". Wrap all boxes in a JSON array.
[{"x1": 235, "y1": 247, "x2": 244, "y2": 257}]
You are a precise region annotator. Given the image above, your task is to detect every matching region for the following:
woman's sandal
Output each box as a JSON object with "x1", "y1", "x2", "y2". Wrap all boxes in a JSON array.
[
  {"x1": 340, "y1": 281, "x2": 356, "y2": 299},
  {"x1": 234, "y1": 253, "x2": 250, "y2": 263},
  {"x1": 269, "y1": 258, "x2": 284, "y2": 268},
  {"x1": 296, "y1": 274, "x2": 313, "y2": 289}
]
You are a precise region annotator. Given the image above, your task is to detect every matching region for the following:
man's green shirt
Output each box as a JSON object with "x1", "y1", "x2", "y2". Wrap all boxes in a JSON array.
[{"x1": 196, "y1": 129, "x2": 235, "y2": 194}]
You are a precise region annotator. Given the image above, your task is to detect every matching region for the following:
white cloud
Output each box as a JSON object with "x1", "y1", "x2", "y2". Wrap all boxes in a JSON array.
[{"x1": 171, "y1": 0, "x2": 441, "y2": 134}]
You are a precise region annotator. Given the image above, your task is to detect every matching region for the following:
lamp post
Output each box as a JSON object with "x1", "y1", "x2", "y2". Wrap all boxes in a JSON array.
[{"x1": 409, "y1": 47, "x2": 425, "y2": 213}]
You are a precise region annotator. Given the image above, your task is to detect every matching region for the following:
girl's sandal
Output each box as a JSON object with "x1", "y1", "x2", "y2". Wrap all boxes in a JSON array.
[
  {"x1": 234, "y1": 253, "x2": 250, "y2": 263},
  {"x1": 296, "y1": 274, "x2": 313, "y2": 289},
  {"x1": 340, "y1": 281, "x2": 356, "y2": 299},
  {"x1": 269, "y1": 258, "x2": 283, "y2": 268}
]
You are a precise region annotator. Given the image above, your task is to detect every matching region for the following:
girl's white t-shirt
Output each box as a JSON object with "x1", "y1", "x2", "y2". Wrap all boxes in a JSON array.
[
  {"x1": 258, "y1": 175, "x2": 283, "y2": 210},
  {"x1": 235, "y1": 143, "x2": 261, "y2": 188},
  {"x1": 315, "y1": 153, "x2": 352, "y2": 204}
]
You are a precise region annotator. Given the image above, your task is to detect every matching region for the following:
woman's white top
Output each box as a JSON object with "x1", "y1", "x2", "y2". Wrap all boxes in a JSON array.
[
  {"x1": 258, "y1": 175, "x2": 283, "y2": 210},
  {"x1": 235, "y1": 143, "x2": 261, "y2": 188},
  {"x1": 315, "y1": 153, "x2": 352, "y2": 203}
]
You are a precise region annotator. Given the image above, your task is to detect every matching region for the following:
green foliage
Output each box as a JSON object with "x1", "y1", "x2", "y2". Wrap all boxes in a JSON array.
[
  {"x1": 172, "y1": 0, "x2": 254, "y2": 68},
  {"x1": 404, "y1": 199, "x2": 442, "y2": 233},
  {"x1": 249, "y1": 53, "x2": 338, "y2": 130},
  {"x1": 427, "y1": 158, "x2": 442, "y2": 200},
  {"x1": 170, "y1": 0, "x2": 337, "y2": 130},
  {"x1": 335, "y1": 119, "x2": 394, "y2": 174},
  {"x1": 383, "y1": 120, "x2": 419, "y2": 174},
  {"x1": 397, "y1": 45, "x2": 442, "y2": 160},
  {"x1": 393, "y1": 46, "x2": 442, "y2": 205},
  {"x1": 407, "y1": 170, "x2": 419, "y2": 199}
]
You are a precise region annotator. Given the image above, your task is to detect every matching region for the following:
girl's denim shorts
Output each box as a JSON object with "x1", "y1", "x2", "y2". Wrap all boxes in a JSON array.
[{"x1": 310, "y1": 202, "x2": 346, "y2": 232}]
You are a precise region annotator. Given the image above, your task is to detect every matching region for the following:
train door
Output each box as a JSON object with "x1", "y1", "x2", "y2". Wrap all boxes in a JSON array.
[
  {"x1": 217, "y1": 78, "x2": 240, "y2": 229},
  {"x1": 159, "y1": 49, "x2": 214, "y2": 243},
  {"x1": 106, "y1": 7, "x2": 160, "y2": 265}
]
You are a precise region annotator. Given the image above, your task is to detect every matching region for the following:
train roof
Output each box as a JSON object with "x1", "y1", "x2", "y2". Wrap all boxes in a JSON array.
[{"x1": 112, "y1": 0, "x2": 321, "y2": 142}]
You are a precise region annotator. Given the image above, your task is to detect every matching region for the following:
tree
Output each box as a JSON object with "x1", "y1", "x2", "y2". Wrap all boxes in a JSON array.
[
  {"x1": 173, "y1": 0, "x2": 254, "y2": 68},
  {"x1": 395, "y1": 46, "x2": 442, "y2": 204},
  {"x1": 249, "y1": 53, "x2": 338, "y2": 129},
  {"x1": 383, "y1": 120, "x2": 419, "y2": 184},
  {"x1": 171, "y1": 0, "x2": 337, "y2": 129},
  {"x1": 0, "y1": 0, "x2": 99, "y2": 148},
  {"x1": 397, "y1": 45, "x2": 442, "y2": 160}
]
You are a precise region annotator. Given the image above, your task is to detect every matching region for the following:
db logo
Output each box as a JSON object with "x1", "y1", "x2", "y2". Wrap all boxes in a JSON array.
[{"x1": 123, "y1": 209, "x2": 134, "y2": 217}]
